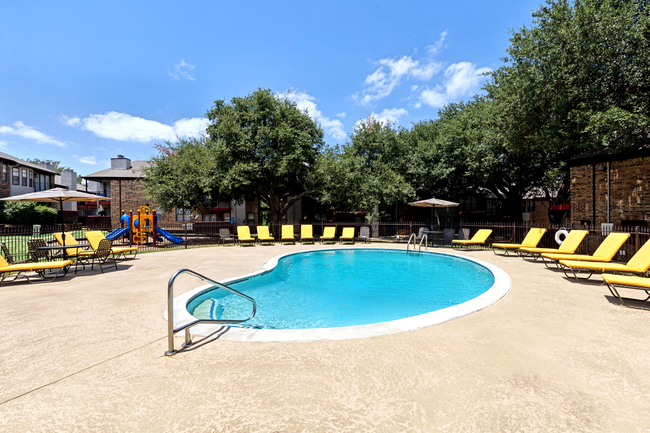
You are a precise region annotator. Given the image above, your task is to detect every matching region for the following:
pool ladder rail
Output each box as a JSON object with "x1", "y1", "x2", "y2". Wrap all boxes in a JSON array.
[
  {"x1": 406, "y1": 233, "x2": 428, "y2": 253},
  {"x1": 166, "y1": 269, "x2": 256, "y2": 356}
]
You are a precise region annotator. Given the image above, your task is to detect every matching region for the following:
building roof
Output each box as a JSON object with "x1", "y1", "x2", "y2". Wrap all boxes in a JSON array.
[
  {"x1": 568, "y1": 137, "x2": 650, "y2": 166},
  {"x1": 83, "y1": 160, "x2": 150, "y2": 180},
  {"x1": 0, "y1": 151, "x2": 57, "y2": 174}
]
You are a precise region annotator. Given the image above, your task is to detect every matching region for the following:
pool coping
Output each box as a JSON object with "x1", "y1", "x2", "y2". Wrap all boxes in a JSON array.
[{"x1": 165, "y1": 247, "x2": 512, "y2": 342}]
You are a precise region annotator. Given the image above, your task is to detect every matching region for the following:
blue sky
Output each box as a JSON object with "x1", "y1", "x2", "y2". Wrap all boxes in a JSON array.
[{"x1": 1, "y1": 0, "x2": 542, "y2": 177}]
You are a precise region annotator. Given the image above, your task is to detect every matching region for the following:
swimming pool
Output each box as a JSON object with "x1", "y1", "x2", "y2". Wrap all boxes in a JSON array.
[{"x1": 175, "y1": 248, "x2": 511, "y2": 341}]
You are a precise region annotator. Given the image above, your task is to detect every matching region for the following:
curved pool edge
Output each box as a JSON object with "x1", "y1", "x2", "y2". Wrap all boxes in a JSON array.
[{"x1": 165, "y1": 248, "x2": 512, "y2": 342}]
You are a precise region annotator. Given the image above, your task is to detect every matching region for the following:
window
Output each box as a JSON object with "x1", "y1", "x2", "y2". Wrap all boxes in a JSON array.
[
  {"x1": 28, "y1": 171, "x2": 33, "y2": 187},
  {"x1": 175, "y1": 208, "x2": 191, "y2": 222},
  {"x1": 2, "y1": 164, "x2": 5, "y2": 182},
  {"x1": 12, "y1": 168, "x2": 19, "y2": 185},
  {"x1": 22, "y1": 169, "x2": 27, "y2": 186},
  {"x1": 45, "y1": 175, "x2": 50, "y2": 190}
]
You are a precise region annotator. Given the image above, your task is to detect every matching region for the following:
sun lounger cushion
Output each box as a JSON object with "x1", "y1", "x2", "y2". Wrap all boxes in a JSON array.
[
  {"x1": 492, "y1": 228, "x2": 546, "y2": 249},
  {"x1": 452, "y1": 229, "x2": 492, "y2": 245},
  {"x1": 542, "y1": 232, "x2": 629, "y2": 262},
  {"x1": 85, "y1": 231, "x2": 138, "y2": 256},
  {"x1": 519, "y1": 230, "x2": 588, "y2": 255}
]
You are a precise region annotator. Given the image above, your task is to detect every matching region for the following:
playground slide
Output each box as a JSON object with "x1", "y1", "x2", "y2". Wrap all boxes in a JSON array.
[
  {"x1": 155, "y1": 227, "x2": 183, "y2": 244},
  {"x1": 106, "y1": 227, "x2": 130, "y2": 241}
]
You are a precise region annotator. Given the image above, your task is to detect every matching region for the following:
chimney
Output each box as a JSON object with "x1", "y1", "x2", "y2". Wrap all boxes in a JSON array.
[
  {"x1": 36, "y1": 160, "x2": 55, "y2": 172},
  {"x1": 111, "y1": 155, "x2": 132, "y2": 170},
  {"x1": 60, "y1": 169, "x2": 77, "y2": 191}
]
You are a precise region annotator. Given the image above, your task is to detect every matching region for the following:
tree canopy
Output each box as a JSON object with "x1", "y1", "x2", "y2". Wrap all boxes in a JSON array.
[
  {"x1": 317, "y1": 118, "x2": 414, "y2": 215},
  {"x1": 144, "y1": 88, "x2": 324, "y2": 224}
]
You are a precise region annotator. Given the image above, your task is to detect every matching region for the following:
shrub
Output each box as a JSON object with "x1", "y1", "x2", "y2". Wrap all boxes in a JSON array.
[{"x1": 0, "y1": 202, "x2": 58, "y2": 225}]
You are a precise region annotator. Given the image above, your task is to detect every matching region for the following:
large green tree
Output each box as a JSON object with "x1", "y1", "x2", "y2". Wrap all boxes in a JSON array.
[
  {"x1": 317, "y1": 117, "x2": 414, "y2": 218},
  {"x1": 144, "y1": 89, "x2": 325, "y2": 225},
  {"x1": 407, "y1": 98, "x2": 551, "y2": 221},
  {"x1": 487, "y1": 0, "x2": 650, "y2": 156}
]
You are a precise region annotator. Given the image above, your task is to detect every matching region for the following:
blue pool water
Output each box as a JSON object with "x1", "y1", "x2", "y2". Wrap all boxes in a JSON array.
[{"x1": 187, "y1": 249, "x2": 495, "y2": 330}]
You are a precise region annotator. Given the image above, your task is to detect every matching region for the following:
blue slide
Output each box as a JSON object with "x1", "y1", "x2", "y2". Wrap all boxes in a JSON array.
[
  {"x1": 106, "y1": 227, "x2": 130, "y2": 240},
  {"x1": 155, "y1": 227, "x2": 183, "y2": 244}
]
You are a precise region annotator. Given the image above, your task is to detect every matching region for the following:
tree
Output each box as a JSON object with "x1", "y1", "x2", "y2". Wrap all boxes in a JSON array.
[
  {"x1": 142, "y1": 139, "x2": 216, "y2": 213},
  {"x1": 487, "y1": 0, "x2": 650, "y2": 156},
  {"x1": 317, "y1": 117, "x2": 414, "y2": 217},
  {"x1": 144, "y1": 88, "x2": 325, "y2": 225},
  {"x1": 406, "y1": 98, "x2": 552, "y2": 221}
]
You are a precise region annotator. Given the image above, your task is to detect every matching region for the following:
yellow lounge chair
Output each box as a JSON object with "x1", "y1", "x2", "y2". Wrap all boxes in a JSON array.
[
  {"x1": 518, "y1": 229, "x2": 589, "y2": 260},
  {"x1": 0, "y1": 254, "x2": 73, "y2": 284},
  {"x1": 559, "y1": 239, "x2": 650, "y2": 281},
  {"x1": 281, "y1": 225, "x2": 295, "y2": 245},
  {"x1": 339, "y1": 227, "x2": 355, "y2": 244},
  {"x1": 492, "y1": 228, "x2": 546, "y2": 256},
  {"x1": 300, "y1": 225, "x2": 314, "y2": 244},
  {"x1": 451, "y1": 229, "x2": 492, "y2": 250},
  {"x1": 256, "y1": 226, "x2": 275, "y2": 245},
  {"x1": 85, "y1": 231, "x2": 139, "y2": 259},
  {"x1": 53, "y1": 232, "x2": 92, "y2": 258},
  {"x1": 320, "y1": 227, "x2": 336, "y2": 244},
  {"x1": 236, "y1": 226, "x2": 256, "y2": 246},
  {"x1": 602, "y1": 274, "x2": 650, "y2": 310},
  {"x1": 540, "y1": 232, "x2": 629, "y2": 268}
]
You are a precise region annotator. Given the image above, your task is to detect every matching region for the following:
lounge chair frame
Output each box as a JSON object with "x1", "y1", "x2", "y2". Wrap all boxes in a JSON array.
[
  {"x1": 74, "y1": 239, "x2": 117, "y2": 274},
  {"x1": 603, "y1": 276, "x2": 650, "y2": 311},
  {"x1": 85, "y1": 231, "x2": 138, "y2": 260}
]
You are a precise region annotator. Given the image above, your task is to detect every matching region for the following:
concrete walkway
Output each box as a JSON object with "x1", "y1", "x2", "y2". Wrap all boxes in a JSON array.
[{"x1": 1, "y1": 244, "x2": 648, "y2": 432}]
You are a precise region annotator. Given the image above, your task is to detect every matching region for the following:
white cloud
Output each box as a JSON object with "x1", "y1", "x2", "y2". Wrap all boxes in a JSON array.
[
  {"x1": 0, "y1": 140, "x2": 7, "y2": 150},
  {"x1": 77, "y1": 156, "x2": 97, "y2": 165},
  {"x1": 169, "y1": 59, "x2": 196, "y2": 81},
  {"x1": 336, "y1": 112, "x2": 346, "y2": 118},
  {"x1": 427, "y1": 31, "x2": 448, "y2": 55},
  {"x1": 358, "y1": 55, "x2": 442, "y2": 105},
  {"x1": 418, "y1": 62, "x2": 492, "y2": 108},
  {"x1": 280, "y1": 91, "x2": 347, "y2": 140},
  {"x1": 59, "y1": 115, "x2": 81, "y2": 127},
  {"x1": 69, "y1": 112, "x2": 207, "y2": 142},
  {"x1": 355, "y1": 107, "x2": 408, "y2": 129},
  {"x1": 0, "y1": 121, "x2": 66, "y2": 147}
]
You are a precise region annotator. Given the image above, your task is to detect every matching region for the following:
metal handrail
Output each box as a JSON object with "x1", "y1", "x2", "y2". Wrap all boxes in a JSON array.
[
  {"x1": 166, "y1": 268, "x2": 256, "y2": 356},
  {"x1": 418, "y1": 234, "x2": 428, "y2": 252},
  {"x1": 406, "y1": 233, "x2": 416, "y2": 252}
]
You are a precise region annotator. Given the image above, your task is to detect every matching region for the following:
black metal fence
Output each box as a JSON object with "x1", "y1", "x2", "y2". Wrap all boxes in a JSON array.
[{"x1": 1, "y1": 220, "x2": 648, "y2": 263}]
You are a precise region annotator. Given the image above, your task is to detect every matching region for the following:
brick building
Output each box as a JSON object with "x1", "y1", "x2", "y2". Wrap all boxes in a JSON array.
[
  {"x1": 0, "y1": 151, "x2": 57, "y2": 198},
  {"x1": 83, "y1": 155, "x2": 178, "y2": 227},
  {"x1": 83, "y1": 155, "x2": 263, "y2": 227},
  {"x1": 569, "y1": 140, "x2": 650, "y2": 226}
]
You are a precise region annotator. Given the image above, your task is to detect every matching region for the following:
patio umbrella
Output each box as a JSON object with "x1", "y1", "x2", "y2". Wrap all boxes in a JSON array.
[
  {"x1": 0, "y1": 187, "x2": 109, "y2": 245},
  {"x1": 408, "y1": 197, "x2": 459, "y2": 227}
]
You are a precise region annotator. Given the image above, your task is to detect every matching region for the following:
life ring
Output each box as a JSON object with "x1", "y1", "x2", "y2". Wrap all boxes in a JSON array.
[{"x1": 555, "y1": 229, "x2": 569, "y2": 245}]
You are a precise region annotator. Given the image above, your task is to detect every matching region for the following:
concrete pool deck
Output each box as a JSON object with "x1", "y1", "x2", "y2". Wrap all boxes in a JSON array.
[{"x1": 1, "y1": 243, "x2": 648, "y2": 432}]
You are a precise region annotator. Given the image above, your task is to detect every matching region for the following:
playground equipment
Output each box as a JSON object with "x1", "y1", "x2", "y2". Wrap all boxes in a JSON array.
[
  {"x1": 133, "y1": 206, "x2": 155, "y2": 246},
  {"x1": 105, "y1": 207, "x2": 183, "y2": 246}
]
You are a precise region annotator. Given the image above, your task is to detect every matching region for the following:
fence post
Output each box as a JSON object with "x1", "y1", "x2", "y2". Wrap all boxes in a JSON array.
[{"x1": 185, "y1": 225, "x2": 188, "y2": 249}]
